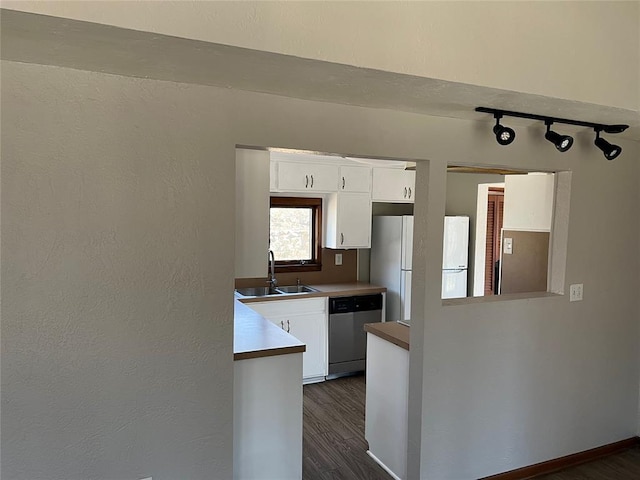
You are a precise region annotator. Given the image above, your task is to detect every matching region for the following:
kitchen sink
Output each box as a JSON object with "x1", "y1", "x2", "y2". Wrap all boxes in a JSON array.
[
  {"x1": 235, "y1": 285, "x2": 319, "y2": 298},
  {"x1": 276, "y1": 285, "x2": 319, "y2": 294},
  {"x1": 235, "y1": 286, "x2": 282, "y2": 298}
]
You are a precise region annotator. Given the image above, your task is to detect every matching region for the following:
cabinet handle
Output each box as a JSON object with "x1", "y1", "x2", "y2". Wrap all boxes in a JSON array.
[
  {"x1": 287, "y1": 319, "x2": 290, "y2": 333},
  {"x1": 305, "y1": 175, "x2": 309, "y2": 188},
  {"x1": 342, "y1": 176, "x2": 345, "y2": 189},
  {"x1": 281, "y1": 321, "x2": 285, "y2": 330},
  {"x1": 408, "y1": 187, "x2": 412, "y2": 198},
  {"x1": 340, "y1": 233, "x2": 344, "y2": 245},
  {"x1": 404, "y1": 187, "x2": 407, "y2": 198},
  {"x1": 310, "y1": 175, "x2": 314, "y2": 188}
]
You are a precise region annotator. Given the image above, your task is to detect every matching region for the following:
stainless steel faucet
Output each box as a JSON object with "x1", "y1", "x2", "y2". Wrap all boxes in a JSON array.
[{"x1": 268, "y1": 250, "x2": 278, "y2": 291}]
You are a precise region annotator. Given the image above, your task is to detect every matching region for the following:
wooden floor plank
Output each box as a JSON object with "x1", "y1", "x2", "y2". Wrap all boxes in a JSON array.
[
  {"x1": 303, "y1": 375, "x2": 392, "y2": 480},
  {"x1": 304, "y1": 375, "x2": 640, "y2": 480}
]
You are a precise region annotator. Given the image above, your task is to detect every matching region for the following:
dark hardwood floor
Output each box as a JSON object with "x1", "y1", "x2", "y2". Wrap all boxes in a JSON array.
[
  {"x1": 304, "y1": 376, "x2": 640, "y2": 480},
  {"x1": 303, "y1": 374, "x2": 392, "y2": 480}
]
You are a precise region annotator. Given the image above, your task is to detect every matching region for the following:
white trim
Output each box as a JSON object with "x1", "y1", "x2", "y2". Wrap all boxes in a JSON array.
[{"x1": 366, "y1": 450, "x2": 403, "y2": 480}]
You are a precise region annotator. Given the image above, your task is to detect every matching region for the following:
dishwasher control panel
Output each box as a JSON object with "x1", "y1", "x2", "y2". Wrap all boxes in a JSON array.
[{"x1": 329, "y1": 294, "x2": 383, "y2": 314}]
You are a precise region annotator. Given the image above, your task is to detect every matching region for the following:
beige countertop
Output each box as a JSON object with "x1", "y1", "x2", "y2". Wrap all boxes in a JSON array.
[
  {"x1": 364, "y1": 321, "x2": 410, "y2": 351},
  {"x1": 234, "y1": 300, "x2": 305, "y2": 361}
]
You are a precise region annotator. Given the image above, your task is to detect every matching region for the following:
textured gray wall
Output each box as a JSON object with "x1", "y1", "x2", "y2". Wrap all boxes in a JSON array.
[
  {"x1": 2, "y1": 61, "x2": 639, "y2": 479},
  {"x1": 2, "y1": 64, "x2": 235, "y2": 480}
]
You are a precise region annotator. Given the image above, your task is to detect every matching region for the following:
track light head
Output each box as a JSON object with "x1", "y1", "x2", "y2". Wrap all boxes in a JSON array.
[
  {"x1": 594, "y1": 130, "x2": 622, "y2": 161},
  {"x1": 493, "y1": 115, "x2": 515, "y2": 146},
  {"x1": 544, "y1": 122, "x2": 573, "y2": 152}
]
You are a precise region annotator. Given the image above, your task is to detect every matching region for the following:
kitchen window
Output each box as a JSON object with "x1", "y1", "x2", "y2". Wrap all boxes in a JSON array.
[{"x1": 270, "y1": 197, "x2": 322, "y2": 272}]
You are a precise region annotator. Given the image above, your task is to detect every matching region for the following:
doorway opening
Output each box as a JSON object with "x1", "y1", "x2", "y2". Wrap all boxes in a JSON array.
[{"x1": 485, "y1": 187, "x2": 504, "y2": 295}]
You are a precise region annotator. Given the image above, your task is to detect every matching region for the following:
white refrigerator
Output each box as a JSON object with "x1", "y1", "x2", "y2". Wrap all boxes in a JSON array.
[
  {"x1": 370, "y1": 216, "x2": 469, "y2": 322},
  {"x1": 370, "y1": 216, "x2": 413, "y2": 323},
  {"x1": 441, "y1": 216, "x2": 469, "y2": 299}
]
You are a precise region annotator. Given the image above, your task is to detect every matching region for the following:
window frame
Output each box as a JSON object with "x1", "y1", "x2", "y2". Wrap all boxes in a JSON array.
[{"x1": 269, "y1": 196, "x2": 323, "y2": 272}]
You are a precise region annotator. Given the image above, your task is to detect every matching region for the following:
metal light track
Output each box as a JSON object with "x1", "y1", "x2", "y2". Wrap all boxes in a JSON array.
[{"x1": 475, "y1": 107, "x2": 629, "y2": 134}]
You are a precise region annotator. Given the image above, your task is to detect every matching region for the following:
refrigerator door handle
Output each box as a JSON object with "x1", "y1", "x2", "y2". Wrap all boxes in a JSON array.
[{"x1": 443, "y1": 268, "x2": 466, "y2": 274}]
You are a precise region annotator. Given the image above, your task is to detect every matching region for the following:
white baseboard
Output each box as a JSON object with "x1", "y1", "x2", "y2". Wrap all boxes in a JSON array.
[{"x1": 366, "y1": 450, "x2": 402, "y2": 480}]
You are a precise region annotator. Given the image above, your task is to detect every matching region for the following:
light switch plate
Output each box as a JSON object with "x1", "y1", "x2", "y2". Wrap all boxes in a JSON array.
[
  {"x1": 335, "y1": 253, "x2": 343, "y2": 266},
  {"x1": 569, "y1": 283, "x2": 583, "y2": 302},
  {"x1": 503, "y1": 237, "x2": 513, "y2": 255}
]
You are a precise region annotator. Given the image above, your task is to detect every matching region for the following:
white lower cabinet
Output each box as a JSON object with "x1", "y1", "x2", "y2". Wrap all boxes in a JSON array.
[{"x1": 247, "y1": 297, "x2": 327, "y2": 382}]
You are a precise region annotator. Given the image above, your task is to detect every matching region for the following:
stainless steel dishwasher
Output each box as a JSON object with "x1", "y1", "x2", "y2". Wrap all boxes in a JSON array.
[{"x1": 328, "y1": 293, "x2": 383, "y2": 378}]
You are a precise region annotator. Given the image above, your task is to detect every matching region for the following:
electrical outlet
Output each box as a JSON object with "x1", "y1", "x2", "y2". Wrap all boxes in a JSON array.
[
  {"x1": 335, "y1": 253, "x2": 343, "y2": 266},
  {"x1": 569, "y1": 283, "x2": 583, "y2": 302}
]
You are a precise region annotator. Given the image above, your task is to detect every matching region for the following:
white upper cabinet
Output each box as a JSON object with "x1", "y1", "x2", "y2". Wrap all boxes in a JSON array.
[
  {"x1": 275, "y1": 161, "x2": 339, "y2": 193},
  {"x1": 371, "y1": 168, "x2": 416, "y2": 203},
  {"x1": 503, "y1": 173, "x2": 555, "y2": 232},
  {"x1": 339, "y1": 165, "x2": 371, "y2": 193},
  {"x1": 325, "y1": 193, "x2": 372, "y2": 249}
]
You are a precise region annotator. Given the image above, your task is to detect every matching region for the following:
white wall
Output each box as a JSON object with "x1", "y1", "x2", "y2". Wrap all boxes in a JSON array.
[
  {"x1": 3, "y1": 1, "x2": 639, "y2": 110},
  {"x1": 2, "y1": 61, "x2": 639, "y2": 480},
  {"x1": 235, "y1": 148, "x2": 270, "y2": 278},
  {"x1": 503, "y1": 173, "x2": 556, "y2": 232}
]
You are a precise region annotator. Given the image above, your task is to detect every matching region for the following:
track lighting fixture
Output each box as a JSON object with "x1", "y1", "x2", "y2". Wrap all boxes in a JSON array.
[
  {"x1": 493, "y1": 115, "x2": 516, "y2": 146},
  {"x1": 594, "y1": 130, "x2": 622, "y2": 161},
  {"x1": 544, "y1": 122, "x2": 573, "y2": 152},
  {"x1": 476, "y1": 107, "x2": 628, "y2": 160}
]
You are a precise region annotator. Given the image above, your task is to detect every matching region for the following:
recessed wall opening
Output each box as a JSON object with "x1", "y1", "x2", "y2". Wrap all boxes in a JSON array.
[
  {"x1": 445, "y1": 166, "x2": 571, "y2": 303},
  {"x1": 235, "y1": 146, "x2": 574, "y2": 479}
]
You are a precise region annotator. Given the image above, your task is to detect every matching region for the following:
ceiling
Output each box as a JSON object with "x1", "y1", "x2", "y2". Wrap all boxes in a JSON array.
[{"x1": 2, "y1": 9, "x2": 639, "y2": 141}]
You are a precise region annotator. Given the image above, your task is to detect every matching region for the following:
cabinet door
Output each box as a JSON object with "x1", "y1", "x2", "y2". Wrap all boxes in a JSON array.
[
  {"x1": 339, "y1": 165, "x2": 371, "y2": 193},
  {"x1": 307, "y1": 163, "x2": 339, "y2": 192},
  {"x1": 246, "y1": 298, "x2": 327, "y2": 380},
  {"x1": 405, "y1": 169, "x2": 416, "y2": 201},
  {"x1": 371, "y1": 168, "x2": 416, "y2": 202},
  {"x1": 337, "y1": 193, "x2": 372, "y2": 248},
  {"x1": 288, "y1": 312, "x2": 327, "y2": 379},
  {"x1": 277, "y1": 161, "x2": 338, "y2": 192}
]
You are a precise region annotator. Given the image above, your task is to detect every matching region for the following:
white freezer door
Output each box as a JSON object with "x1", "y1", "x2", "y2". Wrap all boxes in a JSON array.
[
  {"x1": 400, "y1": 270, "x2": 412, "y2": 322},
  {"x1": 442, "y1": 269, "x2": 467, "y2": 299},
  {"x1": 443, "y1": 216, "x2": 470, "y2": 269},
  {"x1": 401, "y1": 216, "x2": 414, "y2": 271}
]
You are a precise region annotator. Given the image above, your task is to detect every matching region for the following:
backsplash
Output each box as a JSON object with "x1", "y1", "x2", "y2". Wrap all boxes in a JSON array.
[{"x1": 235, "y1": 248, "x2": 358, "y2": 288}]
